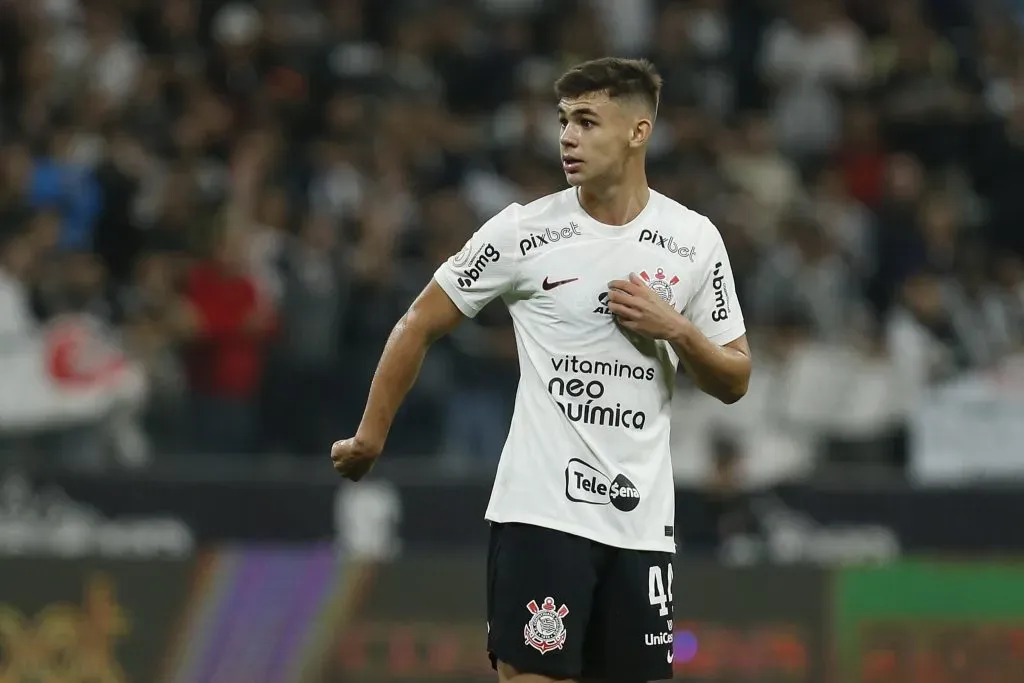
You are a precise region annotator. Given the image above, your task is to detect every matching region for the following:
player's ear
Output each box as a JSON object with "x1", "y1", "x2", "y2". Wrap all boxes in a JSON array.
[{"x1": 629, "y1": 117, "x2": 653, "y2": 149}]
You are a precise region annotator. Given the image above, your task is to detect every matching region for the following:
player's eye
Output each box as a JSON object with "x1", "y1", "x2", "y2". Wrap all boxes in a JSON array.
[
  {"x1": 558, "y1": 118, "x2": 568, "y2": 128},
  {"x1": 581, "y1": 120, "x2": 595, "y2": 129}
]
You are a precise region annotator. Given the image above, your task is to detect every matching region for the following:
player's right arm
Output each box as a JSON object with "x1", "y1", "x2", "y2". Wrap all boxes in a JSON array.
[
  {"x1": 347, "y1": 280, "x2": 462, "y2": 454},
  {"x1": 332, "y1": 203, "x2": 521, "y2": 480}
]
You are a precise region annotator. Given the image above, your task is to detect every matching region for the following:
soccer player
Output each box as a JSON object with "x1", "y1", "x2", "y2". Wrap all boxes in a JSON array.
[{"x1": 331, "y1": 57, "x2": 751, "y2": 683}]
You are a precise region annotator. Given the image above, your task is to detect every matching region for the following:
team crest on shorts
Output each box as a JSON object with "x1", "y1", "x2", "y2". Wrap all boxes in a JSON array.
[
  {"x1": 640, "y1": 268, "x2": 680, "y2": 305},
  {"x1": 524, "y1": 597, "x2": 570, "y2": 654}
]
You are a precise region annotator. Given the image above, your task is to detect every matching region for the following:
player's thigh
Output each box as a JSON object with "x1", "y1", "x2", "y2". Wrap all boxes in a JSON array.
[
  {"x1": 582, "y1": 549, "x2": 674, "y2": 682},
  {"x1": 487, "y1": 522, "x2": 598, "y2": 680}
]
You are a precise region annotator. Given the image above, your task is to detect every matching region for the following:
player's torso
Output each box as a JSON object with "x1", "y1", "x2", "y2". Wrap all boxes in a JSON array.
[{"x1": 485, "y1": 190, "x2": 705, "y2": 551}]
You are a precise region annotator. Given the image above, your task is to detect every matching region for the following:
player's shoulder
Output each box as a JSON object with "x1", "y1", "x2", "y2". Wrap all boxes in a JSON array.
[
  {"x1": 649, "y1": 190, "x2": 720, "y2": 239},
  {"x1": 481, "y1": 189, "x2": 574, "y2": 228},
  {"x1": 485, "y1": 189, "x2": 574, "y2": 226},
  {"x1": 517, "y1": 187, "x2": 577, "y2": 222},
  {"x1": 474, "y1": 199, "x2": 525, "y2": 251}
]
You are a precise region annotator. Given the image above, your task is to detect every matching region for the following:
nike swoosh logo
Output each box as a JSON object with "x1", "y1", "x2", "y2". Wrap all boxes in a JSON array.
[
  {"x1": 667, "y1": 650, "x2": 674, "y2": 663},
  {"x1": 542, "y1": 277, "x2": 579, "y2": 291}
]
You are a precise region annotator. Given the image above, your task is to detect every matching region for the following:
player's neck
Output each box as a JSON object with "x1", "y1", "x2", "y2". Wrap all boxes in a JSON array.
[{"x1": 577, "y1": 175, "x2": 650, "y2": 227}]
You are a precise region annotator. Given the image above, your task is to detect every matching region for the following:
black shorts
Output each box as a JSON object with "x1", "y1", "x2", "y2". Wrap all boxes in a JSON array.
[{"x1": 486, "y1": 522, "x2": 675, "y2": 681}]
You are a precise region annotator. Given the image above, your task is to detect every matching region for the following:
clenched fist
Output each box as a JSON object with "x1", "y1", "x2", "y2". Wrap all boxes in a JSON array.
[{"x1": 330, "y1": 436, "x2": 382, "y2": 481}]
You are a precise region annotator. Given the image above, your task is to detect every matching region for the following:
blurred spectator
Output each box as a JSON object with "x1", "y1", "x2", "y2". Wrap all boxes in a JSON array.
[
  {"x1": 749, "y1": 212, "x2": 865, "y2": 343},
  {"x1": 943, "y1": 245, "x2": 1020, "y2": 368},
  {"x1": 760, "y1": 0, "x2": 868, "y2": 161},
  {"x1": 120, "y1": 252, "x2": 189, "y2": 454},
  {"x1": 834, "y1": 99, "x2": 887, "y2": 207},
  {"x1": 688, "y1": 435, "x2": 760, "y2": 554},
  {"x1": 183, "y1": 220, "x2": 276, "y2": 455},
  {"x1": 682, "y1": 0, "x2": 734, "y2": 116},
  {"x1": 886, "y1": 270, "x2": 962, "y2": 412},
  {"x1": 871, "y1": 0, "x2": 974, "y2": 168},
  {"x1": 0, "y1": 222, "x2": 36, "y2": 339},
  {"x1": 36, "y1": 249, "x2": 110, "y2": 321},
  {"x1": 262, "y1": 213, "x2": 346, "y2": 456},
  {"x1": 719, "y1": 111, "x2": 801, "y2": 240},
  {"x1": 590, "y1": 0, "x2": 655, "y2": 57},
  {"x1": 2, "y1": 140, "x2": 102, "y2": 251},
  {"x1": 994, "y1": 253, "x2": 1024, "y2": 337},
  {"x1": 976, "y1": 13, "x2": 1023, "y2": 119},
  {"x1": 977, "y1": 103, "x2": 1024, "y2": 256},
  {"x1": 867, "y1": 153, "x2": 929, "y2": 314},
  {"x1": 809, "y1": 163, "x2": 874, "y2": 277}
]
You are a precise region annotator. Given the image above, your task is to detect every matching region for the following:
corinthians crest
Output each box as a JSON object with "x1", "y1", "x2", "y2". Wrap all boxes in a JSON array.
[
  {"x1": 524, "y1": 597, "x2": 570, "y2": 654},
  {"x1": 640, "y1": 268, "x2": 679, "y2": 305}
]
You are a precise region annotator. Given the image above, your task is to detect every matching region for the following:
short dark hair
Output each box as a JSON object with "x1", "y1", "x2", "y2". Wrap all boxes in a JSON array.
[{"x1": 554, "y1": 57, "x2": 663, "y2": 116}]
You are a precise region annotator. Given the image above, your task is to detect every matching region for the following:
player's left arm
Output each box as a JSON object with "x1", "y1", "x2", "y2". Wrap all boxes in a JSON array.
[
  {"x1": 607, "y1": 221, "x2": 750, "y2": 404},
  {"x1": 667, "y1": 326, "x2": 750, "y2": 404}
]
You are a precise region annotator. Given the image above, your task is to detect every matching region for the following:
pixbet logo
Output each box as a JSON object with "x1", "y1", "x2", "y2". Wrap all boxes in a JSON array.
[
  {"x1": 520, "y1": 222, "x2": 581, "y2": 256},
  {"x1": 564, "y1": 458, "x2": 641, "y2": 512},
  {"x1": 711, "y1": 261, "x2": 729, "y2": 322},
  {"x1": 454, "y1": 243, "x2": 501, "y2": 289},
  {"x1": 639, "y1": 229, "x2": 696, "y2": 262}
]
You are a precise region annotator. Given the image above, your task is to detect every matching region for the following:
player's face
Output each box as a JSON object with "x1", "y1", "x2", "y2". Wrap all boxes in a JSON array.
[{"x1": 558, "y1": 93, "x2": 640, "y2": 187}]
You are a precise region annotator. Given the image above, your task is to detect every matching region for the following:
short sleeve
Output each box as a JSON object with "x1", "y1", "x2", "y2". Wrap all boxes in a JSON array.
[
  {"x1": 433, "y1": 203, "x2": 521, "y2": 318},
  {"x1": 684, "y1": 221, "x2": 746, "y2": 345}
]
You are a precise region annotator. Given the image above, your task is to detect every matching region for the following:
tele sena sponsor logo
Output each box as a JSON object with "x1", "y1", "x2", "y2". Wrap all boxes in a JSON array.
[
  {"x1": 564, "y1": 458, "x2": 641, "y2": 512},
  {"x1": 520, "y1": 222, "x2": 581, "y2": 256},
  {"x1": 638, "y1": 229, "x2": 696, "y2": 262},
  {"x1": 454, "y1": 243, "x2": 501, "y2": 289}
]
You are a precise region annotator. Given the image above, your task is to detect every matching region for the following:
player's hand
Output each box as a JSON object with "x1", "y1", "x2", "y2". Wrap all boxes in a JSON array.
[
  {"x1": 606, "y1": 273, "x2": 685, "y2": 341},
  {"x1": 330, "y1": 435, "x2": 382, "y2": 481}
]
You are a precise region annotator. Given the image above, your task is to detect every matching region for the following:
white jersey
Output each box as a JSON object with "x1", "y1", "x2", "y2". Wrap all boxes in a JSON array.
[{"x1": 433, "y1": 188, "x2": 745, "y2": 552}]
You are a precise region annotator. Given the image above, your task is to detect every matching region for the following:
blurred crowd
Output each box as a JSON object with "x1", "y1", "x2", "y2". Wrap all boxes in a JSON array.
[{"x1": 0, "y1": 0, "x2": 1022, "y2": 472}]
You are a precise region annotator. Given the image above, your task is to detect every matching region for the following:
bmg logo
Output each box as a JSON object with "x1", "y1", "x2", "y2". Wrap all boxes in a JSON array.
[
  {"x1": 455, "y1": 243, "x2": 501, "y2": 288},
  {"x1": 711, "y1": 261, "x2": 729, "y2": 322}
]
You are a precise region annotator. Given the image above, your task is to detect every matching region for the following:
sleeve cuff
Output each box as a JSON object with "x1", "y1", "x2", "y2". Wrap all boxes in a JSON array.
[
  {"x1": 433, "y1": 274, "x2": 478, "y2": 319},
  {"x1": 705, "y1": 324, "x2": 746, "y2": 346}
]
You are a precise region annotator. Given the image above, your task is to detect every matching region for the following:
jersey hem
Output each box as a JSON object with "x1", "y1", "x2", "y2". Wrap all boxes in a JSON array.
[{"x1": 484, "y1": 511, "x2": 676, "y2": 553}]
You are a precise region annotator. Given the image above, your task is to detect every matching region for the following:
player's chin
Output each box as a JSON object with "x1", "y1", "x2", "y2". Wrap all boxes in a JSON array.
[{"x1": 563, "y1": 169, "x2": 586, "y2": 186}]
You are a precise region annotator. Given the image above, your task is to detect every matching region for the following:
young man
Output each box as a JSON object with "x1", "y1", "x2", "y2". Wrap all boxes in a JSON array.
[{"x1": 331, "y1": 57, "x2": 751, "y2": 683}]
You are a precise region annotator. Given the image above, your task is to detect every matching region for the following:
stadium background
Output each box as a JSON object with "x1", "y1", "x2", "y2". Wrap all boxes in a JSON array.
[{"x1": 1, "y1": 0, "x2": 1024, "y2": 681}]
